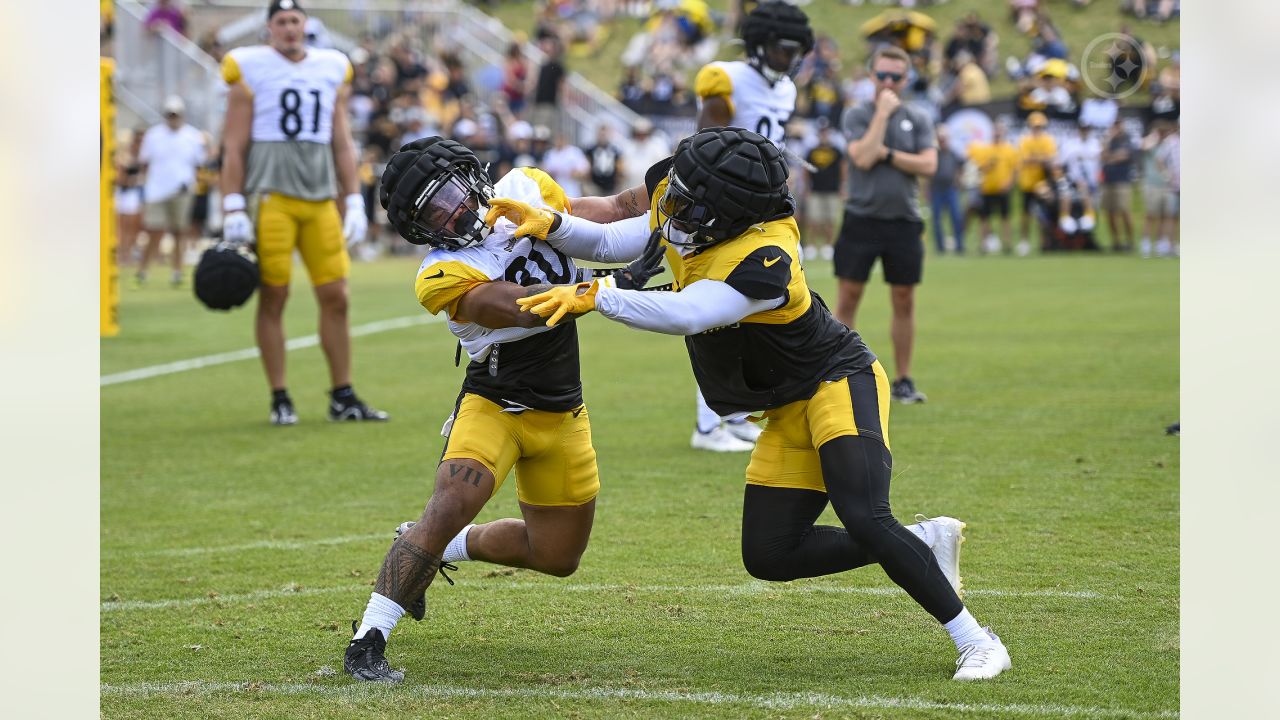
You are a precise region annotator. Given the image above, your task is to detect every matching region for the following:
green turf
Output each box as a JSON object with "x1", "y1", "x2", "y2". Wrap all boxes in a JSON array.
[
  {"x1": 101, "y1": 251, "x2": 1178, "y2": 718},
  {"x1": 487, "y1": 0, "x2": 1180, "y2": 105}
]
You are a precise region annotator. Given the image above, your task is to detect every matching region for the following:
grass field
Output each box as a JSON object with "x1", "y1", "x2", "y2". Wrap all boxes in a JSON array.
[{"x1": 101, "y1": 250, "x2": 1179, "y2": 718}]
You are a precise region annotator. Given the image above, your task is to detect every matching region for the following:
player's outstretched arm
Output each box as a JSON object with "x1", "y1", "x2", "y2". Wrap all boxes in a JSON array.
[
  {"x1": 519, "y1": 279, "x2": 782, "y2": 335},
  {"x1": 485, "y1": 197, "x2": 652, "y2": 262},
  {"x1": 569, "y1": 183, "x2": 650, "y2": 223}
]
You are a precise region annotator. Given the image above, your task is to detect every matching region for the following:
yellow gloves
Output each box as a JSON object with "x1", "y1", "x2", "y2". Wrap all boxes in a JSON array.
[
  {"x1": 515, "y1": 280, "x2": 604, "y2": 327},
  {"x1": 484, "y1": 197, "x2": 556, "y2": 240}
]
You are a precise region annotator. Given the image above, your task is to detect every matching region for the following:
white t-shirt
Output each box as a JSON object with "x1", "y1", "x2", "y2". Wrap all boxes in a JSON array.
[
  {"x1": 1059, "y1": 133, "x2": 1102, "y2": 189},
  {"x1": 139, "y1": 123, "x2": 206, "y2": 202},
  {"x1": 622, "y1": 134, "x2": 673, "y2": 189},
  {"x1": 540, "y1": 144, "x2": 589, "y2": 197}
]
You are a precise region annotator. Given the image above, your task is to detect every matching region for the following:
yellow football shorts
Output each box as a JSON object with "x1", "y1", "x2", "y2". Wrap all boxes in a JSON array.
[
  {"x1": 255, "y1": 193, "x2": 350, "y2": 287},
  {"x1": 745, "y1": 360, "x2": 892, "y2": 493},
  {"x1": 441, "y1": 393, "x2": 599, "y2": 507}
]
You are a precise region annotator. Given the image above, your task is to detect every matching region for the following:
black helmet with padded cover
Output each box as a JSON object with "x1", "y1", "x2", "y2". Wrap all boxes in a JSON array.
[
  {"x1": 194, "y1": 241, "x2": 259, "y2": 311},
  {"x1": 380, "y1": 136, "x2": 494, "y2": 249},
  {"x1": 741, "y1": 1, "x2": 814, "y2": 80},
  {"x1": 658, "y1": 127, "x2": 794, "y2": 248}
]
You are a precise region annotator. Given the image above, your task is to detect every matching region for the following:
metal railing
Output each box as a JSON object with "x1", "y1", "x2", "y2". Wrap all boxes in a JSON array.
[{"x1": 112, "y1": 0, "x2": 225, "y2": 135}]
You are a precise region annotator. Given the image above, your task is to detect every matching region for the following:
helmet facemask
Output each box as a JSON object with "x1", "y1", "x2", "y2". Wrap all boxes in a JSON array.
[
  {"x1": 751, "y1": 38, "x2": 806, "y2": 83},
  {"x1": 657, "y1": 169, "x2": 735, "y2": 248},
  {"x1": 405, "y1": 163, "x2": 494, "y2": 251}
]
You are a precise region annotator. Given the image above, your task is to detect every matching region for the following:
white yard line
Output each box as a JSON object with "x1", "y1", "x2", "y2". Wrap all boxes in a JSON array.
[
  {"x1": 101, "y1": 581, "x2": 1112, "y2": 612},
  {"x1": 101, "y1": 584, "x2": 370, "y2": 612},
  {"x1": 99, "y1": 681, "x2": 1178, "y2": 718},
  {"x1": 111, "y1": 534, "x2": 390, "y2": 558},
  {"x1": 100, "y1": 314, "x2": 439, "y2": 386}
]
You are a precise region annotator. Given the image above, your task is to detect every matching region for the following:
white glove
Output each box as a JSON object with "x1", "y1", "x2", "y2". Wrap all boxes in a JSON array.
[
  {"x1": 222, "y1": 193, "x2": 254, "y2": 246},
  {"x1": 343, "y1": 193, "x2": 368, "y2": 246}
]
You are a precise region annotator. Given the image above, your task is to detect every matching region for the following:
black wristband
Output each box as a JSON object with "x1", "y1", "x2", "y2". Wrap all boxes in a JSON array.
[{"x1": 885, "y1": 147, "x2": 895, "y2": 164}]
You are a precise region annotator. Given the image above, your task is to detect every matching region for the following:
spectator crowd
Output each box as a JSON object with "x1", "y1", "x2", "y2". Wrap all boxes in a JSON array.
[{"x1": 107, "y1": 0, "x2": 1179, "y2": 268}]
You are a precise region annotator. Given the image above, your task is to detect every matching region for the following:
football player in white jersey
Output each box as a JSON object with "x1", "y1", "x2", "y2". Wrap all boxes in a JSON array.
[
  {"x1": 342, "y1": 137, "x2": 662, "y2": 683},
  {"x1": 220, "y1": 0, "x2": 385, "y2": 425},
  {"x1": 686, "y1": 1, "x2": 814, "y2": 452}
]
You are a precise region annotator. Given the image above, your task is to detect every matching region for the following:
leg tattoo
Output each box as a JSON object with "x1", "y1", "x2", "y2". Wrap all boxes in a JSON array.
[{"x1": 374, "y1": 536, "x2": 448, "y2": 621}]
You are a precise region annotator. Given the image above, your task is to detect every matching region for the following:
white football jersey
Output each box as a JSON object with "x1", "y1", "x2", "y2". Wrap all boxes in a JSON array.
[
  {"x1": 415, "y1": 168, "x2": 586, "y2": 362},
  {"x1": 222, "y1": 45, "x2": 352, "y2": 145},
  {"x1": 694, "y1": 60, "x2": 797, "y2": 149}
]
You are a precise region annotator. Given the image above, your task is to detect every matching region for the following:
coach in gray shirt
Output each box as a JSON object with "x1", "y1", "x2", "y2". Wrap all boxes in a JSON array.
[{"x1": 835, "y1": 45, "x2": 937, "y2": 404}]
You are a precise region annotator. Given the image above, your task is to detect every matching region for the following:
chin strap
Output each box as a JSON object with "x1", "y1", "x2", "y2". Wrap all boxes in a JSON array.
[{"x1": 749, "y1": 51, "x2": 787, "y2": 85}]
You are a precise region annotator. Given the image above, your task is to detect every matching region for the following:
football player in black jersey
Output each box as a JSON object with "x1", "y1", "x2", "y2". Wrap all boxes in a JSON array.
[
  {"x1": 488, "y1": 128, "x2": 1012, "y2": 681},
  {"x1": 343, "y1": 137, "x2": 662, "y2": 683}
]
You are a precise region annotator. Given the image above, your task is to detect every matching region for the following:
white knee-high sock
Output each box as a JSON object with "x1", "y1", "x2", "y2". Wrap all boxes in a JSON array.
[
  {"x1": 354, "y1": 592, "x2": 405, "y2": 641},
  {"x1": 443, "y1": 524, "x2": 474, "y2": 563}
]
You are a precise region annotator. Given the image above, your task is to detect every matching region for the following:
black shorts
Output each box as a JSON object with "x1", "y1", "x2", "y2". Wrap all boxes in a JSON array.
[
  {"x1": 978, "y1": 193, "x2": 1010, "y2": 219},
  {"x1": 1020, "y1": 189, "x2": 1039, "y2": 216},
  {"x1": 191, "y1": 193, "x2": 209, "y2": 226},
  {"x1": 834, "y1": 212, "x2": 924, "y2": 285}
]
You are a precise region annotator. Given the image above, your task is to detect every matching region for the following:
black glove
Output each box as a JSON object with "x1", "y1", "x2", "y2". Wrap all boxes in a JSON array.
[{"x1": 612, "y1": 228, "x2": 665, "y2": 290}]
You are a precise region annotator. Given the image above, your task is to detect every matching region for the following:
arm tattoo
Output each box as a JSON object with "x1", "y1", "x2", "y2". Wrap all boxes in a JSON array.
[
  {"x1": 446, "y1": 462, "x2": 483, "y2": 488},
  {"x1": 621, "y1": 188, "x2": 644, "y2": 216},
  {"x1": 523, "y1": 283, "x2": 554, "y2": 297},
  {"x1": 374, "y1": 535, "x2": 444, "y2": 610}
]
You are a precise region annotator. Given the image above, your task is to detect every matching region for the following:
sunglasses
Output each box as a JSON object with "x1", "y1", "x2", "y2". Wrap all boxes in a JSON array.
[{"x1": 874, "y1": 71, "x2": 904, "y2": 83}]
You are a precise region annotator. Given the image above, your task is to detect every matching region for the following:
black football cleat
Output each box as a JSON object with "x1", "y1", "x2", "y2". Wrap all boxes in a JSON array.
[
  {"x1": 891, "y1": 377, "x2": 928, "y2": 404},
  {"x1": 329, "y1": 395, "x2": 389, "y2": 422},
  {"x1": 270, "y1": 396, "x2": 299, "y2": 426},
  {"x1": 344, "y1": 621, "x2": 404, "y2": 684}
]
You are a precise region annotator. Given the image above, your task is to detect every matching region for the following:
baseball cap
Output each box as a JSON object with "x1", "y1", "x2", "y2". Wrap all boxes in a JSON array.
[
  {"x1": 1027, "y1": 111, "x2": 1048, "y2": 128},
  {"x1": 453, "y1": 118, "x2": 479, "y2": 139},
  {"x1": 633, "y1": 117, "x2": 654, "y2": 135},
  {"x1": 268, "y1": 0, "x2": 305, "y2": 19},
  {"x1": 508, "y1": 121, "x2": 533, "y2": 141},
  {"x1": 162, "y1": 95, "x2": 186, "y2": 115}
]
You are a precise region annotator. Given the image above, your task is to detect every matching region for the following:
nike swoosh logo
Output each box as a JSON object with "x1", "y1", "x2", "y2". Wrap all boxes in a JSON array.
[
  {"x1": 423, "y1": 269, "x2": 445, "y2": 279},
  {"x1": 763, "y1": 256, "x2": 782, "y2": 268}
]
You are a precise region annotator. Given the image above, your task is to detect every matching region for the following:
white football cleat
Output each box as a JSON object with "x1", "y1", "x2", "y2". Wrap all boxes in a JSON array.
[
  {"x1": 914, "y1": 514, "x2": 966, "y2": 596},
  {"x1": 953, "y1": 628, "x2": 1012, "y2": 681},
  {"x1": 724, "y1": 420, "x2": 762, "y2": 443},
  {"x1": 691, "y1": 426, "x2": 755, "y2": 453}
]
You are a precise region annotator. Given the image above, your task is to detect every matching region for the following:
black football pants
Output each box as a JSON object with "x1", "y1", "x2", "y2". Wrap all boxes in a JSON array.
[{"x1": 740, "y1": 434, "x2": 963, "y2": 624}]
